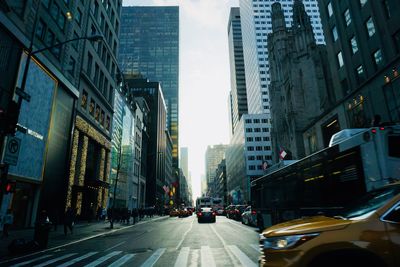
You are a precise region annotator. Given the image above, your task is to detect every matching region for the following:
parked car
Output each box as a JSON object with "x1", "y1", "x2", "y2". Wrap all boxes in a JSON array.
[
  {"x1": 259, "y1": 183, "x2": 400, "y2": 267},
  {"x1": 232, "y1": 205, "x2": 247, "y2": 221},
  {"x1": 215, "y1": 208, "x2": 225, "y2": 216},
  {"x1": 241, "y1": 206, "x2": 257, "y2": 226},
  {"x1": 197, "y1": 207, "x2": 216, "y2": 223},
  {"x1": 225, "y1": 205, "x2": 235, "y2": 219}
]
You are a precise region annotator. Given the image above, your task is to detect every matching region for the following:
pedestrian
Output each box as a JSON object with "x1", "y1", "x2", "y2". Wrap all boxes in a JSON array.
[
  {"x1": 64, "y1": 207, "x2": 75, "y2": 236},
  {"x1": 2, "y1": 209, "x2": 14, "y2": 238},
  {"x1": 34, "y1": 210, "x2": 52, "y2": 249}
]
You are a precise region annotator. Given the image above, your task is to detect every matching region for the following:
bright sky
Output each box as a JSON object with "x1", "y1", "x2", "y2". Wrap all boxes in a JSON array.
[{"x1": 123, "y1": 0, "x2": 239, "y2": 200}]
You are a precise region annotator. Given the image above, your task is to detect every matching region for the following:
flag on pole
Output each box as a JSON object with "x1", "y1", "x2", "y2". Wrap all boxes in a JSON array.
[
  {"x1": 262, "y1": 161, "x2": 268, "y2": 170},
  {"x1": 279, "y1": 147, "x2": 287, "y2": 160}
]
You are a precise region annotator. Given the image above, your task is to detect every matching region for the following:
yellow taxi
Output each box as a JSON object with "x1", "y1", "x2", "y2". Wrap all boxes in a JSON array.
[
  {"x1": 259, "y1": 183, "x2": 400, "y2": 267},
  {"x1": 169, "y1": 209, "x2": 179, "y2": 217}
]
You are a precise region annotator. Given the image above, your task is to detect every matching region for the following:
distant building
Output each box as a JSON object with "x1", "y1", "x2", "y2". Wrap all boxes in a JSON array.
[
  {"x1": 228, "y1": 7, "x2": 248, "y2": 136},
  {"x1": 205, "y1": 145, "x2": 228, "y2": 196},
  {"x1": 125, "y1": 77, "x2": 168, "y2": 208},
  {"x1": 201, "y1": 175, "x2": 207, "y2": 196},
  {"x1": 119, "y1": 6, "x2": 180, "y2": 168},
  {"x1": 180, "y1": 147, "x2": 189, "y2": 180},
  {"x1": 268, "y1": 1, "x2": 333, "y2": 161},
  {"x1": 215, "y1": 159, "x2": 227, "y2": 205},
  {"x1": 226, "y1": 114, "x2": 272, "y2": 205}
]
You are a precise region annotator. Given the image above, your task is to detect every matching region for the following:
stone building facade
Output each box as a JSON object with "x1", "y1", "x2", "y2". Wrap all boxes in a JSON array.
[{"x1": 268, "y1": 1, "x2": 333, "y2": 161}]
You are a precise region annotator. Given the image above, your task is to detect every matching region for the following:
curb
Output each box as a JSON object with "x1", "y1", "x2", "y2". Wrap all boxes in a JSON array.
[{"x1": 0, "y1": 216, "x2": 168, "y2": 265}]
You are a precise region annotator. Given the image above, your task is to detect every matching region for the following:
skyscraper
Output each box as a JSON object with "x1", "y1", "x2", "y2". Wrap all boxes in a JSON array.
[
  {"x1": 228, "y1": 7, "x2": 248, "y2": 136},
  {"x1": 205, "y1": 145, "x2": 228, "y2": 196},
  {"x1": 119, "y1": 6, "x2": 179, "y2": 167},
  {"x1": 239, "y1": 0, "x2": 325, "y2": 114}
]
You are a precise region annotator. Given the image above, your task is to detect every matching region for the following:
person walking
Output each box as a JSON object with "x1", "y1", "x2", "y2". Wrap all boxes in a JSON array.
[
  {"x1": 2, "y1": 209, "x2": 14, "y2": 238},
  {"x1": 64, "y1": 207, "x2": 75, "y2": 236}
]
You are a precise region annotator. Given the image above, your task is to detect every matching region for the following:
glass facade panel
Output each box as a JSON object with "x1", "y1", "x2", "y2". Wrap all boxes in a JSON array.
[{"x1": 366, "y1": 17, "x2": 375, "y2": 37}]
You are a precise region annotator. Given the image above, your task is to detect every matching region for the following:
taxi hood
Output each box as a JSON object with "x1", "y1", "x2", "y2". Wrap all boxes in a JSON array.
[{"x1": 262, "y1": 216, "x2": 352, "y2": 238}]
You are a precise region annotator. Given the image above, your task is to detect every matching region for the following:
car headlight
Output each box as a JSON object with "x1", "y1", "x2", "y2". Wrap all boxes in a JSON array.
[{"x1": 262, "y1": 233, "x2": 319, "y2": 250}]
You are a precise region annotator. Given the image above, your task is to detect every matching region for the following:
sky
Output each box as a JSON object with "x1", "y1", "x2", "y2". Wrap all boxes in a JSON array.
[{"x1": 123, "y1": 0, "x2": 240, "y2": 200}]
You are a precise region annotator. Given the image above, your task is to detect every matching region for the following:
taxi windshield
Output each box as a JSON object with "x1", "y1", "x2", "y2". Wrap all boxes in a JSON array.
[{"x1": 339, "y1": 185, "x2": 400, "y2": 219}]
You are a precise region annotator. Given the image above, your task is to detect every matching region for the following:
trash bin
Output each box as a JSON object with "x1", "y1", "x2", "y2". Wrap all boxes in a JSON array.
[{"x1": 34, "y1": 221, "x2": 52, "y2": 249}]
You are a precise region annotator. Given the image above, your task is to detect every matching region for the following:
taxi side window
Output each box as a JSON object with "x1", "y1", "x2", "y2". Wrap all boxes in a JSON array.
[{"x1": 383, "y1": 203, "x2": 400, "y2": 223}]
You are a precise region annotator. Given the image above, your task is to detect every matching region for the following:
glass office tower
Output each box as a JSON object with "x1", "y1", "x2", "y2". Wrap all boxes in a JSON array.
[{"x1": 119, "y1": 6, "x2": 179, "y2": 167}]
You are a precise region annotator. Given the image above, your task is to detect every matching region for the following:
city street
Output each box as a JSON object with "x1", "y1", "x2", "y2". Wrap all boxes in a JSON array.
[{"x1": 0, "y1": 215, "x2": 260, "y2": 267}]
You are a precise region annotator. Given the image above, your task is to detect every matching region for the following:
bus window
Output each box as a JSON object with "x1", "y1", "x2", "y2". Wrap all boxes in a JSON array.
[{"x1": 388, "y1": 136, "x2": 400, "y2": 158}]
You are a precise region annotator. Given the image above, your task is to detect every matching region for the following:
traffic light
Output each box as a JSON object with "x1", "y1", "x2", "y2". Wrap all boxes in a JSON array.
[{"x1": 0, "y1": 101, "x2": 19, "y2": 135}]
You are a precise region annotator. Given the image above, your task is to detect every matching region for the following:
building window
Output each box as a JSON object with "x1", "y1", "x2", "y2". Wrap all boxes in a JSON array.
[
  {"x1": 327, "y1": 2, "x2": 333, "y2": 17},
  {"x1": 57, "y1": 13, "x2": 66, "y2": 30},
  {"x1": 264, "y1": 146, "x2": 271, "y2": 150},
  {"x1": 68, "y1": 57, "x2": 76, "y2": 75},
  {"x1": 337, "y1": 51, "x2": 344, "y2": 68},
  {"x1": 366, "y1": 17, "x2": 376, "y2": 37},
  {"x1": 256, "y1": 146, "x2": 263, "y2": 151},
  {"x1": 356, "y1": 65, "x2": 365, "y2": 82},
  {"x1": 263, "y1": 137, "x2": 270, "y2": 141},
  {"x1": 246, "y1": 137, "x2": 253, "y2": 142},
  {"x1": 373, "y1": 49, "x2": 384, "y2": 68},
  {"x1": 256, "y1": 155, "x2": 263, "y2": 160},
  {"x1": 344, "y1": 9, "x2": 351, "y2": 26},
  {"x1": 245, "y1": 119, "x2": 252, "y2": 123},
  {"x1": 87, "y1": 53, "x2": 93, "y2": 75},
  {"x1": 382, "y1": 0, "x2": 391, "y2": 18},
  {"x1": 262, "y1": 128, "x2": 269, "y2": 132},
  {"x1": 249, "y1": 165, "x2": 256, "y2": 171},
  {"x1": 89, "y1": 99, "x2": 95, "y2": 117},
  {"x1": 332, "y1": 26, "x2": 338, "y2": 41},
  {"x1": 248, "y1": 156, "x2": 255, "y2": 161},
  {"x1": 359, "y1": 0, "x2": 367, "y2": 7},
  {"x1": 36, "y1": 19, "x2": 46, "y2": 40},
  {"x1": 350, "y1": 36, "x2": 358, "y2": 54},
  {"x1": 76, "y1": 8, "x2": 82, "y2": 25},
  {"x1": 81, "y1": 90, "x2": 88, "y2": 109},
  {"x1": 245, "y1": 128, "x2": 253, "y2": 133},
  {"x1": 254, "y1": 128, "x2": 261, "y2": 132},
  {"x1": 45, "y1": 30, "x2": 55, "y2": 47},
  {"x1": 50, "y1": 3, "x2": 59, "y2": 20},
  {"x1": 247, "y1": 146, "x2": 254, "y2": 151}
]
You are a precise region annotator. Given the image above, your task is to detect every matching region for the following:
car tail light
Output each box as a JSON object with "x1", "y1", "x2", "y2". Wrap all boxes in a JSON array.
[
  {"x1": 212, "y1": 212, "x2": 216, "y2": 216},
  {"x1": 235, "y1": 210, "x2": 239, "y2": 214},
  {"x1": 380, "y1": 127, "x2": 385, "y2": 131},
  {"x1": 252, "y1": 210, "x2": 257, "y2": 215},
  {"x1": 371, "y1": 128, "x2": 377, "y2": 134},
  {"x1": 198, "y1": 212, "x2": 202, "y2": 216}
]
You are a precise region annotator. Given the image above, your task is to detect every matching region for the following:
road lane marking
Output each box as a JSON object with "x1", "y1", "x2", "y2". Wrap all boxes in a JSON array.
[
  {"x1": 32, "y1": 253, "x2": 77, "y2": 267},
  {"x1": 10, "y1": 255, "x2": 53, "y2": 267},
  {"x1": 141, "y1": 248, "x2": 166, "y2": 267},
  {"x1": 210, "y1": 224, "x2": 243, "y2": 266},
  {"x1": 176, "y1": 218, "x2": 194, "y2": 249},
  {"x1": 200, "y1": 246, "x2": 216, "y2": 267},
  {"x1": 0, "y1": 216, "x2": 168, "y2": 266},
  {"x1": 227, "y1": 220, "x2": 257, "y2": 233},
  {"x1": 108, "y1": 254, "x2": 135, "y2": 267},
  {"x1": 57, "y1": 252, "x2": 98, "y2": 267},
  {"x1": 85, "y1": 251, "x2": 122, "y2": 267},
  {"x1": 250, "y1": 244, "x2": 260, "y2": 253},
  {"x1": 105, "y1": 241, "x2": 126, "y2": 252},
  {"x1": 227, "y1": 245, "x2": 257, "y2": 267},
  {"x1": 174, "y1": 247, "x2": 190, "y2": 267}
]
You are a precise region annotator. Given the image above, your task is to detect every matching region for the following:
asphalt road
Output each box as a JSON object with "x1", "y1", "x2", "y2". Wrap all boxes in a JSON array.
[{"x1": 1, "y1": 215, "x2": 261, "y2": 267}]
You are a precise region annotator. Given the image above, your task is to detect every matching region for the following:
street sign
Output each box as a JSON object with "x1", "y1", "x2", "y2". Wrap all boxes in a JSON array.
[{"x1": 3, "y1": 136, "x2": 21, "y2": 166}]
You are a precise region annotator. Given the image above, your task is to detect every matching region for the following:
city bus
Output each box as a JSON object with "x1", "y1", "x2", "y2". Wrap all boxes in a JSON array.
[
  {"x1": 196, "y1": 196, "x2": 213, "y2": 211},
  {"x1": 251, "y1": 125, "x2": 400, "y2": 228}
]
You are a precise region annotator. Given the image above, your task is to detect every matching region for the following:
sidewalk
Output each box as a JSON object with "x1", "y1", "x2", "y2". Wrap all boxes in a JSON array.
[{"x1": 0, "y1": 216, "x2": 166, "y2": 260}]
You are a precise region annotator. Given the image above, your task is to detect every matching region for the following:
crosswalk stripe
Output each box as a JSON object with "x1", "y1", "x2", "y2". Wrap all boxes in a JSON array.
[
  {"x1": 200, "y1": 246, "x2": 216, "y2": 267},
  {"x1": 108, "y1": 254, "x2": 135, "y2": 267},
  {"x1": 227, "y1": 245, "x2": 257, "y2": 267},
  {"x1": 174, "y1": 247, "x2": 190, "y2": 267},
  {"x1": 140, "y1": 248, "x2": 166, "y2": 267},
  {"x1": 85, "y1": 251, "x2": 123, "y2": 267},
  {"x1": 32, "y1": 253, "x2": 77, "y2": 267},
  {"x1": 250, "y1": 244, "x2": 261, "y2": 252},
  {"x1": 10, "y1": 255, "x2": 53, "y2": 267},
  {"x1": 57, "y1": 252, "x2": 98, "y2": 267}
]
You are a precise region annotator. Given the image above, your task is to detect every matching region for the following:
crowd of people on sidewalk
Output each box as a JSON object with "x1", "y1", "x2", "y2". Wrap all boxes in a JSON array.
[{"x1": 104, "y1": 206, "x2": 161, "y2": 225}]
